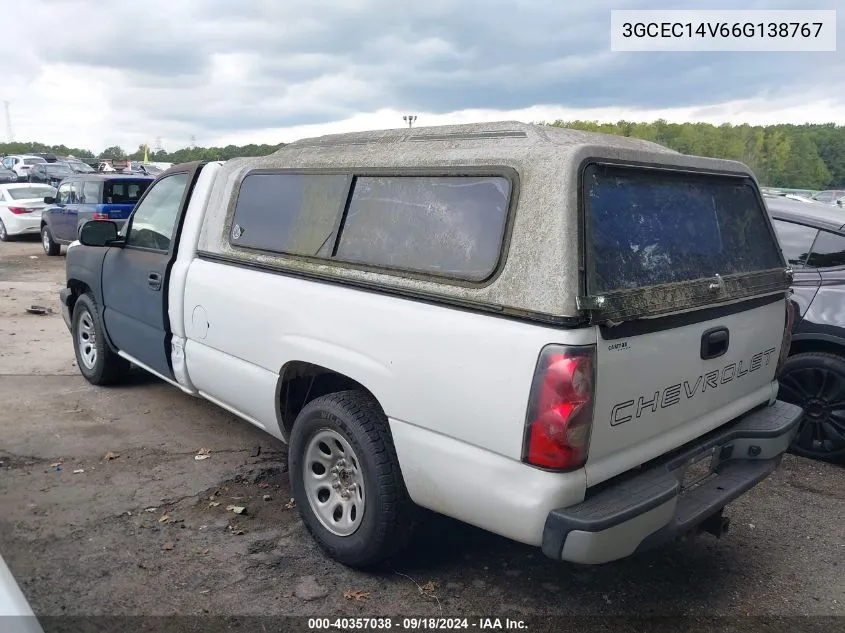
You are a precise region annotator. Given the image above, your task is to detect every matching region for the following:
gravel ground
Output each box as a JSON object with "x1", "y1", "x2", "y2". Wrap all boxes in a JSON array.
[{"x1": 0, "y1": 238, "x2": 842, "y2": 629}]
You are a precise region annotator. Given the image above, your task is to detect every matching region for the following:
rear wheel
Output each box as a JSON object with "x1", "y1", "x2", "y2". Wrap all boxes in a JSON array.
[
  {"x1": 778, "y1": 352, "x2": 845, "y2": 463},
  {"x1": 41, "y1": 225, "x2": 60, "y2": 256},
  {"x1": 0, "y1": 219, "x2": 10, "y2": 242},
  {"x1": 289, "y1": 390, "x2": 416, "y2": 568},
  {"x1": 72, "y1": 293, "x2": 130, "y2": 385}
]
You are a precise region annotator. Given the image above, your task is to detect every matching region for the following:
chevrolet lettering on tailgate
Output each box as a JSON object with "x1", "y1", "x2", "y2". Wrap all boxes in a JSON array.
[{"x1": 611, "y1": 346, "x2": 779, "y2": 426}]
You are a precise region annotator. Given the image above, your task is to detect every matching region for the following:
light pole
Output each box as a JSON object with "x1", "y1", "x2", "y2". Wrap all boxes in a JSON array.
[{"x1": 403, "y1": 114, "x2": 417, "y2": 128}]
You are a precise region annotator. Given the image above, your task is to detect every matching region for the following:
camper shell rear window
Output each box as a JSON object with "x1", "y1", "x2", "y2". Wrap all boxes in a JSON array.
[{"x1": 583, "y1": 163, "x2": 783, "y2": 295}]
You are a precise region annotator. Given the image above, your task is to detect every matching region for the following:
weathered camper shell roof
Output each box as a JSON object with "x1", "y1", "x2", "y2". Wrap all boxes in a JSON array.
[{"x1": 198, "y1": 122, "x2": 759, "y2": 321}]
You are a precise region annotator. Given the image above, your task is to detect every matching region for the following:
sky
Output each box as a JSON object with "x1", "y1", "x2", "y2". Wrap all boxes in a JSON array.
[{"x1": 2, "y1": 0, "x2": 843, "y2": 153}]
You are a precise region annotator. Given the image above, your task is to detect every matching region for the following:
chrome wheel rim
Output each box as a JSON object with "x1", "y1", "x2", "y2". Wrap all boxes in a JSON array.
[
  {"x1": 303, "y1": 429, "x2": 365, "y2": 536},
  {"x1": 76, "y1": 310, "x2": 98, "y2": 369},
  {"x1": 42, "y1": 229, "x2": 50, "y2": 252},
  {"x1": 0, "y1": 221, "x2": 6, "y2": 240}
]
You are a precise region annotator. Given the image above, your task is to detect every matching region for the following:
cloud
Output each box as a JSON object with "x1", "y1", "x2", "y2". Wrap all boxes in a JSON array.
[{"x1": 1, "y1": 0, "x2": 842, "y2": 152}]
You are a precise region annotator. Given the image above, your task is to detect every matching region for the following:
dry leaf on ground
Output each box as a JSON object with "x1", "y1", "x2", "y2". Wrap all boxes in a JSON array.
[
  {"x1": 284, "y1": 498, "x2": 296, "y2": 509},
  {"x1": 159, "y1": 514, "x2": 171, "y2": 523},
  {"x1": 343, "y1": 589, "x2": 370, "y2": 602},
  {"x1": 103, "y1": 452, "x2": 120, "y2": 461},
  {"x1": 421, "y1": 580, "x2": 438, "y2": 596}
]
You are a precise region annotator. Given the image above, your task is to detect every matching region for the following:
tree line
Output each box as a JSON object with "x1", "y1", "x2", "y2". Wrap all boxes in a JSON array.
[
  {"x1": 2, "y1": 120, "x2": 843, "y2": 189},
  {"x1": 546, "y1": 120, "x2": 844, "y2": 190}
]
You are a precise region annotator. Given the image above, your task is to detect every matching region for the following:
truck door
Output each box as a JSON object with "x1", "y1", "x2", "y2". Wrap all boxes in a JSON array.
[{"x1": 100, "y1": 165, "x2": 200, "y2": 379}]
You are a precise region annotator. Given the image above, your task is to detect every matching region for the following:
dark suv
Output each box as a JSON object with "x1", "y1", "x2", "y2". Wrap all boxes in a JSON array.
[
  {"x1": 767, "y1": 194, "x2": 845, "y2": 463},
  {"x1": 40, "y1": 174, "x2": 153, "y2": 255},
  {"x1": 28, "y1": 162, "x2": 75, "y2": 187}
]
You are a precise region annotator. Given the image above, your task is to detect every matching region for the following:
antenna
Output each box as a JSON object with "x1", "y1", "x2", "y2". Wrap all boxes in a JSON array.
[{"x1": 3, "y1": 101, "x2": 13, "y2": 142}]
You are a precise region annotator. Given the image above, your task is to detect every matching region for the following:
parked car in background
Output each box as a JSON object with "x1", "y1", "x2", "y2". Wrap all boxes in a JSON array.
[
  {"x1": 1, "y1": 155, "x2": 47, "y2": 180},
  {"x1": 767, "y1": 194, "x2": 845, "y2": 463},
  {"x1": 40, "y1": 174, "x2": 153, "y2": 254},
  {"x1": 0, "y1": 184, "x2": 56, "y2": 242},
  {"x1": 810, "y1": 189, "x2": 845, "y2": 205},
  {"x1": 28, "y1": 162, "x2": 74, "y2": 187},
  {"x1": 0, "y1": 167, "x2": 17, "y2": 184},
  {"x1": 31, "y1": 152, "x2": 58, "y2": 163},
  {"x1": 60, "y1": 158, "x2": 95, "y2": 174},
  {"x1": 762, "y1": 187, "x2": 818, "y2": 199},
  {"x1": 130, "y1": 162, "x2": 163, "y2": 176}
]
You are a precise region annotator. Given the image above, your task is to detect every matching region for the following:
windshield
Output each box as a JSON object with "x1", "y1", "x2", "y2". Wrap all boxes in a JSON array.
[
  {"x1": 584, "y1": 164, "x2": 784, "y2": 295},
  {"x1": 64, "y1": 161, "x2": 95, "y2": 173},
  {"x1": 104, "y1": 179, "x2": 151, "y2": 204},
  {"x1": 6, "y1": 186, "x2": 56, "y2": 200},
  {"x1": 45, "y1": 165, "x2": 74, "y2": 176},
  {"x1": 23, "y1": 158, "x2": 46, "y2": 166}
]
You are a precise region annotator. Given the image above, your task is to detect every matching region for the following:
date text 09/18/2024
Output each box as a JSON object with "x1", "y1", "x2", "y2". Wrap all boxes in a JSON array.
[{"x1": 307, "y1": 617, "x2": 528, "y2": 630}]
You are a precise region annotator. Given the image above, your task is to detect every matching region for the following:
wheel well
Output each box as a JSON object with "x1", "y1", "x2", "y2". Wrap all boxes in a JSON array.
[
  {"x1": 66, "y1": 279, "x2": 92, "y2": 315},
  {"x1": 277, "y1": 361, "x2": 380, "y2": 438},
  {"x1": 790, "y1": 338, "x2": 845, "y2": 358}
]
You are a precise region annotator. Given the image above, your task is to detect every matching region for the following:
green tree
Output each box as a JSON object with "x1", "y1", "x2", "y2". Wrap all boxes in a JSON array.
[{"x1": 99, "y1": 146, "x2": 127, "y2": 160}]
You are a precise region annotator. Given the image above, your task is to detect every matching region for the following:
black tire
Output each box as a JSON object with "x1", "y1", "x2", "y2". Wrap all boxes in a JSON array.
[
  {"x1": 778, "y1": 351, "x2": 845, "y2": 463},
  {"x1": 289, "y1": 390, "x2": 416, "y2": 568},
  {"x1": 41, "y1": 225, "x2": 60, "y2": 256},
  {"x1": 71, "y1": 293, "x2": 130, "y2": 386},
  {"x1": 0, "y1": 219, "x2": 11, "y2": 242}
]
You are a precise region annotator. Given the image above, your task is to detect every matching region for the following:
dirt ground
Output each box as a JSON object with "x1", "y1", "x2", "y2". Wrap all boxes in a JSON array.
[{"x1": 0, "y1": 238, "x2": 843, "y2": 623}]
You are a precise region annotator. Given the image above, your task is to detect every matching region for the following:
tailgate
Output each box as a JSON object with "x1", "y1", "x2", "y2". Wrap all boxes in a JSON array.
[
  {"x1": 579, "y1": 163, "x2": 790, "y2": 486},
  {"x1": 588, "y1": 296, "x2": 783, "y2": 485}
]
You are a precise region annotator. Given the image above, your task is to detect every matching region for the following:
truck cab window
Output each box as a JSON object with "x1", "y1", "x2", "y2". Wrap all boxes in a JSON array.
[{"x1": 125, "y1": 172, "x2": 189, "y2": 251}]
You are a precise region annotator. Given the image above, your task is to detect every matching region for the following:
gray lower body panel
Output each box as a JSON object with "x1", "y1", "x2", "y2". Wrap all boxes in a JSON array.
[
  {"x1": 59, "y1": 288, "x2": 72, "y2": 331},
  {"x1": 541, "y1": 400, "x2": 802, "y2": 564}
]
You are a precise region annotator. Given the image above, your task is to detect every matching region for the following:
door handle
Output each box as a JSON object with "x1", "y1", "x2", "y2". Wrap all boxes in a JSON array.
[
  {"x1": 701, "y1": 327, "x2": 729, "y2": 360},
  {"x1": 148, "y1": 272, "x2": 162, "y2": 291}
]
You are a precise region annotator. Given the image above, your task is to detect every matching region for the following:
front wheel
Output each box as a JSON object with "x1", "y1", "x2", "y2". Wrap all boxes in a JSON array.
[
  {"x1": 778, "y1": 352, "x2": 845, "y2": 463},
  {"x1": 41, "y1": 226, "x2": 60, "y2": 256},
  {"x1": 71, "y1": 293, "x2": 130, "y2": 385},
  {"x1": 289, "y1": 390, "x2": 416, "y2": 568}
]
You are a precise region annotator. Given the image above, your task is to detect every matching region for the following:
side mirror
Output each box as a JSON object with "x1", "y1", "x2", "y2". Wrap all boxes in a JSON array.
[
  {"x1": 79, "y1": 220, "x2": 121, "y2": 247},
  {"x1": 43, "y1": 196, "x2": 56, "y2": 204}
]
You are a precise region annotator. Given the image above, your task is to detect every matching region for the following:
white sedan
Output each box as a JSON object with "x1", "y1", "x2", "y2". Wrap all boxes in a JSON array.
[{"x1": 0, "y1": 184, "x2": 57, "y2": 242}]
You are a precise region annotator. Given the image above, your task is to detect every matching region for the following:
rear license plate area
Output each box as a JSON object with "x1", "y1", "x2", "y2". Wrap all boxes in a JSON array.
[{"x1": 681, "y1": 447, "x2": 717, "y2": 493}]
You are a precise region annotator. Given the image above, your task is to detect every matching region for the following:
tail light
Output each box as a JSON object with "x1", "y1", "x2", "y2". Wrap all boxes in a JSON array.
[
  {"x1": 776, "y1": 297, "x2": 796, "y2": 377},
  {"x1": 522, "y1": 345, "x2": 596, "y2": 471},
  {"x1": 7, "y1": 207, "x2": 29, "y2": 215},
  {"x1": 92, "y1": 212, "x2": 109, "y2": 220}
]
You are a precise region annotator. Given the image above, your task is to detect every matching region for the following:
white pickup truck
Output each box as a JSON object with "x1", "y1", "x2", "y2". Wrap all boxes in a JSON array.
[{"x1": 60, "y1": 122, "x2": 801, "y2": 568}]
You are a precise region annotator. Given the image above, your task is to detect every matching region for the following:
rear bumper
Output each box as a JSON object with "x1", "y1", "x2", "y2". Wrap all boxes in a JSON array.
[
  {"x1": 2, "y1": 214, "x2": 41, "y2": 236},
  {"x1": 59, "y1": 288, "x2": 72, "y2": 331},
  {"x1": 541, "y1": 400, "x2": 802, "y2": 564}
]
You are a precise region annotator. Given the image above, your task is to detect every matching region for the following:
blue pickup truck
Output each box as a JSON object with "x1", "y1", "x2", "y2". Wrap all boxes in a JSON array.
[{"x1": 40, "y1": 174, "x2": 153, "y2": 255}]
